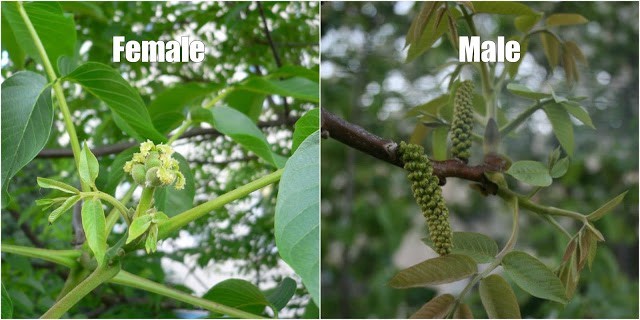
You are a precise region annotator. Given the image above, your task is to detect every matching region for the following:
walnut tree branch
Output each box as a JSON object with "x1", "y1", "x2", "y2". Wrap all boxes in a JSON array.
[{"x1": 321, "y1": 108, "x2": 505, "y2": 188}]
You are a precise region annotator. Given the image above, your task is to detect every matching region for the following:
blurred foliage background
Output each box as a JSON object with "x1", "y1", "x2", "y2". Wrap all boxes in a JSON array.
[
  {"x1": 321, "y1": 1, "x2": 638, "y2": 318},
  {"x1": 1, "y1": 1, "x2": 318, "y2": 318}
]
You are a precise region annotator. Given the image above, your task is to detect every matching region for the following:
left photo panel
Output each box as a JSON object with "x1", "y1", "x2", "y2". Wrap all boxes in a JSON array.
[{"x1": 0, "y1": 1, "x2": 319, "y2": 318}]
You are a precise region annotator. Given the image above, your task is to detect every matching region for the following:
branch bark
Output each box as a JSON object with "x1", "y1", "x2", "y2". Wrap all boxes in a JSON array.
[
  {"x1": 321, "y1": 108, "x2": 505, "y2": 187},
  {"x1": 37, "y1": 118, "x2": 297, "y2": 159}
]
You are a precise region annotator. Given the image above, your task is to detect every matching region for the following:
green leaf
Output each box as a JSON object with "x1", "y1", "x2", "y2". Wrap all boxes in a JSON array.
[
  {"x1": 48, "y1": 195, "x2": 80, "y2": 224},
  {"x1": 431, "y1": 126, "x2": 448, "y2": 161},
  {"x1": 406, "y1": 94, "x2": 449, "y2": 118},
  {"x1": 1, "y1": 283, "x2": 13, "y2": 319},
  {"x1": 406, "y1": 7, "x2": 453, "y2": 63},
  {"x1": 479, "y1": 274, "x2": 522, "y2": 318},
  {"x1": 154, "y1": 153, "x2": 195, "y2": 217},
  {"x1": 561, "y1": 101, "x2": 595, "y2": 129},
  {"x1": 1, "y1": 2, "x2": 76, "y2": 74},
  {"x1": 423, "y1": 232, "x2": 499, "y2": 263},
  {"x1": 502, "y1": 250, "x2": 568, "y2": 304},
  {"x1": 224, "y1": 89, "x2": 266, "y2": 122},
  {"x1": 145, "y1": 223, "x2": 158, "y2": 253},
  {"x1": 409, "y1": 294, "x2": 455, "y2": 319},
  {"x1": 546, "y1": 13, "x2": 588, "y2": 27},
  {"x1": 405, "y1": 2, "x2": 440, "y2": 48},
  {"x1": 556, "y1": 256, "x2": 579, "y2": 299},
  {"x1": 1, "y1": 72, "x2": 53, "y2": 208},
  {"x1": 507, "y1": 38, "x2": 528, "y2": 78},
  {"x1": 587, "y1": 191, "x2": 628, "y2": 222},
  {"x1": 292, "y1": 108, "x2": 319, "y2": 153},
  {"x1": 275, "y1": 131, "x2": 320, "y2": 305},
  {"x1": 148, "y1": 82, "x2": 222, "y2": 133},
  {"x1": 64, "y1": 62, "x2": 166, "y2": 142},
  {"x1": 506, "y1": 160, "x2": 552, "y2": 187},
  {"x1": 126, "y1": 214, "x2": 153, "y2": 244},
  {"x1": 515, "y1": 14, "x2": 542, "y2": 33},
  {"x1": 302, "y1": 300, "x2": 319, "y2": 319},
  {"x1": 37, "y1": 177, "x2": 80, "y2": 194},
  {"x1": 540, "y1": 32, "x2": 560, "y2": 69},
  {"x1": 543, "y1": 104, "x2": 575, "y2": 156},
  {"x1": 473, "y1": 2, "x2": 537, "y2": 15},
  {"x1": 82, "y1": 198, "x2": 107, "y2": 266},
  {"x1": 1, "y1": 14, "x2": 26, "y2": 68},
  {"x1": 59, "y1": 2, "x2": 107, "y2": 22},
  {"x1": 203, "y1": 279, "x2": 272, "y2": 316},
  {"x1": 79, "y1": 142, "x2": 99, "y2": 188},
  {"x1": 269, "y1": 65, "x2": 320, "y2": 82},
  {"x1": 239, "y1": 76, "x2": 319, "y2": 103},
  {"x1": 211, "y1": 105, "x2": 283, "y2": 168},
  {"x1": 550, "y1": 157, "x2": 570, "y2": 178},
  {"x1": 389, "y1": 254, "x2": 477, "y2": 288},
  {"x1": 506, "y1": 83, "x2": 551, "y2": 100},
  {"x1": 266, "y1": 277, "x2": 297, "y2": 311}
]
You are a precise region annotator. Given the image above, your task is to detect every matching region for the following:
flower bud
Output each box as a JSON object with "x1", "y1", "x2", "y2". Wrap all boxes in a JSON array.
[
  {"x1": 132, "y1": 164, "x2": 147, "y2": 185},
  {"x1": 145, "y1": 167, "x2": 163, "y2": 187}
]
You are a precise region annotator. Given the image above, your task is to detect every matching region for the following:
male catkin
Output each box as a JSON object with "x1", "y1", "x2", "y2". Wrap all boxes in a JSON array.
[
  {"x1": 399, "y1": 141, "x2": 452, "y2": 255},
  {"x1": 451, "y1": 80, "x2": 474, "y2": 162}
]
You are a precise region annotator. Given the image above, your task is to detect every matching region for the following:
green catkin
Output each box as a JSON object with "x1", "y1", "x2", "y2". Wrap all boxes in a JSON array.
[
  {"x1": 399, "y1": 141, "x2": 452, "y2": 255},
  {"x1": 450, "y1": 80, "x2": 474, "y2": 162}
]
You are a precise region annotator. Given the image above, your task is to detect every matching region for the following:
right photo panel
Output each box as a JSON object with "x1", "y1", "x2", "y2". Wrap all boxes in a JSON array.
[{"x1": 320, "y1": 2, "x2": 638, "y2": 319}]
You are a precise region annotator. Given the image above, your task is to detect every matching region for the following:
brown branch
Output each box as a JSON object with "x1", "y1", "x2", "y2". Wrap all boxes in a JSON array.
[
  {"x1": 37, "y1": 118, "x2": 297, "y2": 159},
  {"x1": 321, "y1": 108, "x2": 505, "y2": 189}
]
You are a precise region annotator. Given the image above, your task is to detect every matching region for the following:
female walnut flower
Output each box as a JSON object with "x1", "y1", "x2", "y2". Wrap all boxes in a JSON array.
[{"x1": 124, "y1": 140, "x2": 185, "y2": 190}]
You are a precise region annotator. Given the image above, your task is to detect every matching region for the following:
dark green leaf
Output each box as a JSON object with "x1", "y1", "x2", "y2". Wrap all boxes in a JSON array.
[
  {"x1": 82, "y1": 198, "x2": 107, "y2": 265},
  {"x1": 79, "y1": 142, "x2": 99, "y2": 188},
  {"x1": 269, "y1": 65, "x2": 319, "y2": 82},
  {"x1": 127, "y1": 214, "x2": 153, "y2": 244},
  {"x1": 506, "y1": 83, "x2": 551, "y2": 100},
  {"x1": 64, "y1": 62, "x2": 166, "y2": 142},
  {"x1": 543, "y1": 104, "x2": 575, "y2": 155},
  {"x1": 1, "y1": 2, "x2": 76, "y2": 74},
  {"x1": 409, "y1": 294, "x2": 455, "y2": 319},
  {"x1": 406, "y1": 94, "x2": 449, "y2": 118},
  {"x1": 266, "y1": 277, "x2": 297, "y2": 311},
  {"x1": 561, "y1": 101, "x2": 595, "y2": 129},
  {"x1": 506, "y1": 160, "x2": 552, "y2": 187},
  {"x1": 211, "y1": 106, "x2": 283, "y2": 168},
  {"x1": 292, "y1": 108, "x2": 319, "y2": 153},
  {"x1": 48, "y1": 195, "x2": 80, "y2": 224},
  {"x1": 479, "y1": 274, "x2": 521, "y2": 318},
  {"x1": 239, "y1": 76, "x2": 319, "y2": 103},
  {"x1": 104, "y1": 147, "x2": 138, "y2": 195},
  {"x1": 59, "y1": 2, "x2": 107, "y2": 22},
  {"x1": 1, "y1": 283, "x2": 13, "y2": 319},
  {"x1": 1, "y1": 71, "x2": 53, "y2": 208},
  {"x1": 502, "y1": 250, "x2": 568, "y2": 304},
  {"x1": 154, "y1": 153, "x2": 195, "y2": 217},
  {"x1": 302, "y1": 300, "x2": 319, "y2": 319},
  {"x1": 546, "y1": 13, "x2": 588, "y2": 27},
  {"x1": 587, "y1": 191, "x2": 628, "y2": 222},
  {"x1": 224, "y1": 89, "x2": 266, "y2": 122},
  {"x1": 37, "y1": 177, "x2": 80, "y2": 194},
  {"x1": 275, "y1": 131, "x2": 320, "y2": 305},
  {"x1": 389, "y1": 254, "x2": 477, "y2": 288},
  {"x1": 1, "y1": 14, "x2": 25, "y2": 68},
  {"x1": 148, "y1": 82, "x2": 222, "y2": 133},
  {"x1": 473, "y1": 2, "x2": 537, "y2": 15},
  {"x1": 203, "y1": 279, "x2": 272, "y2": 316},
  {"x1": 550, "y1": 157, "x2": 570, "y2": 178}
]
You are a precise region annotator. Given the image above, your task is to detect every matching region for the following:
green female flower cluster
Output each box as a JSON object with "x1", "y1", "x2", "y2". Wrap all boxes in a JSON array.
[
  {"x1": 399, "y1": 141, "x2": 452, "y2": 256},
  {"x1": 450, "y1": 80, "x2": 474, "y2": 162},
  {"x1": 124, "y1": 140, "x2": 185, "y2": 190}
]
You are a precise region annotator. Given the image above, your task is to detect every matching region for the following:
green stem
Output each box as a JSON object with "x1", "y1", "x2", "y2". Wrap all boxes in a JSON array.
[
  {"x1": 55, "y1": 266, "x2": 90, "y2": 301},
  {"x1": 110, "y1": 271, "x2": 265, "y2": 319},
  {"x1": 41, "y1": 263, "x2": 121, "y2": 319},
  {"x1": 167, "y1": 120, "x2": 192, "y2": 145},
  {"x1": 134, "y1": 187, "x2": 155, "y2": 219},
  {"x1": 499, "y1": 98, "x2": 554, "y2": 136},
  {"x1": 16, "y1": 1, "x2": 88, "y2": 192},
  {"x1": 1, "y1": 244, "x2": 80, "y2": 268},
  {"x1": 497, "y1": 187, "x2": 587, "y2": 222},
  {"x1": 542, "y1": 215, "x2": 572, "y2": 239},
  {"x1": 81, "y1": 191, "x2": 131, "y2": 225},
  {"x1": 157, "y1": 169, "x2": 283, "y2": 241},
  {"x1": 106, "y1": 186, "x2": 136, "y2": 234},
  {"x1": 202, "y1": 87, "x2": 233, "y2": 109}
]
